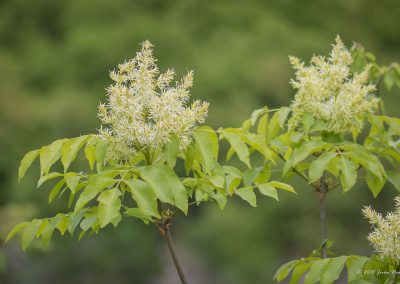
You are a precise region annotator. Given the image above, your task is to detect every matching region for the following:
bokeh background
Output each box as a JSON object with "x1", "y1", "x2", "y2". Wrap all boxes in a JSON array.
[{"x1": 0, "y1": 0, "x2": 399, "y2": 283}]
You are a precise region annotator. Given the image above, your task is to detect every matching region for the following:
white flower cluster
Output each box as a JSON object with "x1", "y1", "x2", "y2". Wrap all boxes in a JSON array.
[
  {"x1": 363, "y1": 196, "x2": 400, "y2": 264},
  {"x1": 288, "y1": 36, "x2": 378, "y2": 134},
  {"x1": 98, "y1": 41, "x2": 209, "y2": 162}
]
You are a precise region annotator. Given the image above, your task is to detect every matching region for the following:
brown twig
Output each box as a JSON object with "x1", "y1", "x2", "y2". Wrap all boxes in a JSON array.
[{"x1": 157, "y1": 218, "x2": 188, "y2": 284}]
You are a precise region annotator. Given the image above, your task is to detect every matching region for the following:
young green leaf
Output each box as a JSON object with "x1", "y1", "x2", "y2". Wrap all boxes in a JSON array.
[
  {"x1": 250, "y1": 107, "x2": 268, "y2": 125},
  {"x1": 162, "y1": 134, "x2": 180, "y2": 169},
  {"x1": 292, "y1": 141, "x2": 328, "y2": 167},
  {"x1": 211, "y1": 191, "x2": 227, "y2": 210},
  {"x1": 257, "y1": 183, "x2": 279, "y2": 201},
  {"x1": 5, "y1": 222, "x2": 28, "y2": 243},
  {"x1": 75, "y1": 175, "x2": 116, "y2": 211},
  {"x1": 278, "y1": 107, "x2": 290, "y2": 128},
  {"x1": 274, "y1": 259, "x2": 300, "y2": 281},
  {"x1": 235, "y1": 187, "x2": 257, "y2": 207},
  {"x1": 97, "y1": 188, "x2": 122, "y2": 228},
  {"x1": 290, "y1": 262, "x2": 311, "y2": 284},
  {"x1": 65, "y1": 173, "x2": 81, "y2": 194},
  {"x1": 41, "y1": 215, "x2": 62, "y2": 245},
  {"x1": 347, "y1": 256, "x2": 370, "y2": 282},
  {"x1": 37, "y1": 172, "x2": 63, "y2": 188},
  {"x1": 221, "y1": 131, "x2": 250, "y2": 167},
  {"x1": 95, "y1": 139, "x2": 108, "y2": 171},
  {"x1": 303, "y1": 258, "x2": 330, "y2": 284},
  {"x1": 366, "y1": 171, "x2": 386, "y2": 198},
  {"x1": 241, "y1": 133, "x2": 272, "y2": 160},
  {"x1": 193, "y1": 127, "x2": 219, "y2": 174},
  {"x1": 48, "y1": 179, "x2": 66, "y2": 203},
  {"x1": 39, "y1": 139, "x2": 66, "y2": 176},
  {"x1": 124, "y1": 179, "x2": 160, "y2": 218},
  {"x1": 309, "y1": 152, "x2": 337, "y2": 183},
  {"x1": 268, "y1": 181, "x2": 296, "y2": 194},
  {"x1": 84, "y1": 142, "x2": 96, "y2": 170},
  {"x1": 21, "y1": 219, "x2": 42, "y2": 250},
  {"x1": 257, "y1": 114, "x2": 268, "y2": 137},
  {"x1": 339, "y1": 157, "x2": 358, "y2": 192},
  {"x1": 61, "y1": 135, "x2": 90, "y2": 172},
  {"x1": 18, "y1": 149, "x2": 40, "y2": 182},
  {"x1": 386, "y1": 170, "x2": 400, "y2": 192},
  {"x1": 320, "y1": 256, "x2": 347, "y2": 284},
  {"x1": 139, "y1": 165, "x2": 188, "y2": 214}
]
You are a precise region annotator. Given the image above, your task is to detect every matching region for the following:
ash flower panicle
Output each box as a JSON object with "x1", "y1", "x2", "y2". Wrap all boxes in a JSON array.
[
  {"x1": 288, "y1": 36, "x2": 378, "y2": 134},
  {"x1": 362, "y1": 196, "x2": 400, "y2": 264},
  {"x1": 98, "y1": 40, "x2": 209, "y2": 162}
]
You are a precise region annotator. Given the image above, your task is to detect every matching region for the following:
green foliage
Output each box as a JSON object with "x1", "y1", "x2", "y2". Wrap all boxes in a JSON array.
[
  {"x1": 9, "y1": 123, "x2": 295, "y2": 250},
  {"x1": 351, "y1": 43, "x2": 400, "y2": 91},
  {"x1": 275, "y1": 249, "x2": 399, "y2": 284},
  {"x1": 266, "y1": 40, "x2": 400, "y2": 284}
]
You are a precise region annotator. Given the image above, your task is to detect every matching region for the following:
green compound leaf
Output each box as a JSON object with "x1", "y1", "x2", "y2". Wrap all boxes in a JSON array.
[
  {"x1": 18, "y1": 149, "x2": 40, "y2": 182},
  {"x1": 162, "y1": 134, "x2": 180, "y2": 169},
  {"x1": 75, "y1": 175, "x2": 116, "y2": 211},
  {"x1": 366, "y1": 171, "x2": 386, "y2": 198},
  {"x1": 37, "y1": 172, "x2": 63, "y2": 188},
  {"x1": 21, "y1": 219, "x2": 42, "y2": 251},
  {"x1": 283, "y1": 140, "x2": 328, "y2": 176},
  {"x1": 61, "y1": 135, "x2": 90, "y2": 172},
  {"x1": 221, "y1": 130, "x2": 250, "y2": 167},
  {"x1": 290, "y1": 262, "x2": 312, "y2": 284},
  {"x1": 193, "y1": 126, "x2": 219, "y2": 174},
  {"x1": 48, "y1": 179, "x2": 66, "y2": 203},
  {"x1": 5, "y1": 222, "x2": 28, "y2": 243},
  {"x1": 95, "y1": 139, "x2": 108, "y2": 172},
  {"x1": 309, "y1": 152, "x2": 337, "y2": 183},
  {"x1": 124, "y1": 179, "x2": 160, "y2": 218},
  {"x1": 235, "y1": 187, "x2": 257, "y2": 207},
  {"x1": 339, "y1": 157, "x2": 358, "y2": 192},
  {"x1": 268, "y1": 181, "x2": 296, "y2": 194},
  {"x1": 274, "y1": 259, "x2": 300, "y2": 281},
  {"x1": 84, "y1": 142, "x2": 96, "y2": 170},
  {"x1": 39, "y1": 139, "x2": 67, "y2": 176},
  {"x1": 303, "y1": 258, "x2": 330, "y2": 284},
  {"x1": 347, "y1": 256, "x2": 370, "y2": 282},
  {"x1": 139, "y1": 164, "x2": 188, "y2": 214},
  {"x1": 97, "y1": 188, "x2": 122, "y2": 228},
  {"x1": 386, "y1": 170, "x2": 400, "y2": 192},
  {"x1": 320, "y1": 256, "x2": 347, "y2": 284},
  {"x1": 257, "y1": 183, "x2": 278, "y2": 201}
]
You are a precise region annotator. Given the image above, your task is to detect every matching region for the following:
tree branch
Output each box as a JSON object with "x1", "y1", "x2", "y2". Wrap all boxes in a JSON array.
[
  {"x1": 158, "y1": 219, "x2": 188, "y2": 284},
  {"x1": 319, "y1": 176, "x2": 328, "y2": 259}
]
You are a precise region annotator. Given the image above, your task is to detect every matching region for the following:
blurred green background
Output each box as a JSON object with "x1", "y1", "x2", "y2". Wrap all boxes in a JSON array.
[{"x1": 0, "y1": 0, "x2": 399, "y2": 283}]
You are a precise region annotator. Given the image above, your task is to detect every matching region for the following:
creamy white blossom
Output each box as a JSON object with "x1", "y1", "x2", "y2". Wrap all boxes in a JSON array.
[
  {"x1": 288, "y1": 36, "x2": 378, "y2": 134},
  {"x1": 98, "y1": 41, "x2": 209, "y2": 162},
  {"x1": 362, "y1": 196, "x2": 400, "y2": 264}
]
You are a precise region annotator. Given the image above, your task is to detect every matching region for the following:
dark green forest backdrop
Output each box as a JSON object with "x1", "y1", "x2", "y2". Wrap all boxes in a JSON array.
[{"x1": 0, "y1": 0, "x2": 399, "y2": 283}]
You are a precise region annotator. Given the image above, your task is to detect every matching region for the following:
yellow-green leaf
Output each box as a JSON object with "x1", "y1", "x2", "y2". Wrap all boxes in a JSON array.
[
  {"x1": 339, "y1": 157, "x2": 358, "y2": 192},
  {"x1": 124, "y1": 179, "x2": 160, "y2": 218},
  {"x1": 309, "y1": 152, "x2": 337, "y2": 183},
  {"x1": 235, "y1": 187, "x2": 257, "y2": 207},
  {"x1": 162, "y1": 134, "x2": 179, "y2": 169},
  {"x1": 257, "y1": 183, "x2": 279, "y2": 201},
  {"x1": 18, "y1": 149, "x2": 40, "y2": 182},
  {"x1": 39, "y1": 139, "x2": 66, "y2": 176},
  {"x1": 97, "y1": 188, "x2": 122, "y2": 228},
  {"x1": 61, "y1": 135, "x2": 90, "y2": 172},
  {"x1": 268, "y1": 181, "x2": 296, "y2": 194},
  {"x1": 221, "y1": 131, "x2": 250, "y2": 167},
  {"x1": 139, "y1": 165, "x2": 188, "y2": 214},
  {"x1": 5, "y1": 222, "x2": 28, "y2": 243}
]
